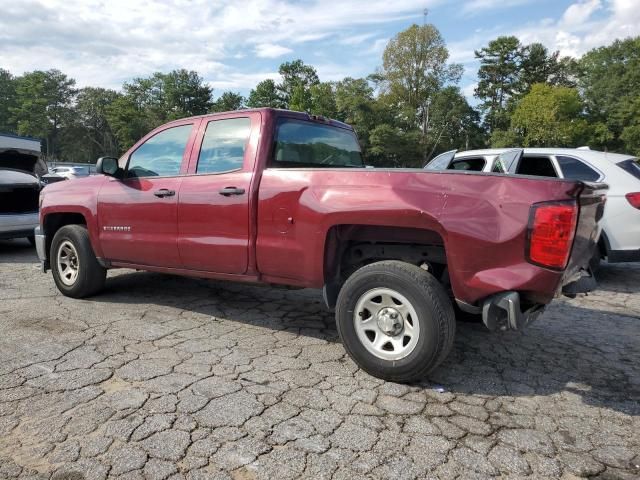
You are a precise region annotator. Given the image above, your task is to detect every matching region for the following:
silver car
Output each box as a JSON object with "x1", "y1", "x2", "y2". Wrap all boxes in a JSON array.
[{"x1": 0, "y1": 137, "x2": 46, "y2": 244}]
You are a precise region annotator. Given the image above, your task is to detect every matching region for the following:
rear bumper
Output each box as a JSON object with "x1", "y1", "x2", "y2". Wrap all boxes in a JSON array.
[
  {"x1": 0, "y1": 212, "x2": 39, "y2": 239},
  {"x1": 482, "y1": 292, "x2": 545, "y2": 331},
  {"x1": 608, "y1": 249, "x2": 640, "y2": 263}
]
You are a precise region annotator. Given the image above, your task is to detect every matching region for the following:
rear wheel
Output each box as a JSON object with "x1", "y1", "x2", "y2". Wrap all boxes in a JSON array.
[
  {"x1": 51, "y1": 225, "x2": 106, "y2": 298},
  {"x1": 336, "y1": 261, "x2": 455, "y2": 382}
]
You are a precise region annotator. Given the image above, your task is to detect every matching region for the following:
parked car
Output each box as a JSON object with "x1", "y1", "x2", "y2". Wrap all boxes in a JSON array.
[
  {"x1": 426, "y1": 148, "x2": 640, "y2": 265},
  {"x1": 49, "y1": 165, "x2": 90, "y2": 180},
  {"x1": 35, "y1": 109, "x2": 607, "y2": 382},
  {"x1": 0, "y1": 133, "x2": 46, "y2": 243}
]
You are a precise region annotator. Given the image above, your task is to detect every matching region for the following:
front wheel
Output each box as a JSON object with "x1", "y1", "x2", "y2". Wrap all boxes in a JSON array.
[
  {"x1": 335, "y1": 261, "x2": 455, "y2": 383},
  {"x1": 51, "y1": 225, "x2": 106, "y2": 298}
]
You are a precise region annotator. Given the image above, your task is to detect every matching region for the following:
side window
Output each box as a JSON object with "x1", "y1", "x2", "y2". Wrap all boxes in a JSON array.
[
  {"x1": 491, "y1": 157, "x2": 506, "y2": 173},
  {"x1": 272, "y1": 119, "x2": 363, "y2": 168},
  {"x1": 127, "y1": 124, "x2": 192, "y2": 178},
  {"x1": 557, "y1": 156, "x2": 601, "y2": 181},
  {"x1": 196, "y1": 118, "x2": 251, "y2": 174},
  {"x1": 516, "y1": 156, "x2": 558, "y2": 177},
  {"x1": 425, "y1": 149, "x2": 456, "y2": 170},
  {"x1": 448, "y1": 157, "x2": 485, "y2": 171}
]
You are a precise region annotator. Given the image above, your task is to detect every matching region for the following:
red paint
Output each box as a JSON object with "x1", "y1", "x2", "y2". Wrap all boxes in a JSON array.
[{"x1": 40, "y1": 108, "x2": 606, "y2": 307}]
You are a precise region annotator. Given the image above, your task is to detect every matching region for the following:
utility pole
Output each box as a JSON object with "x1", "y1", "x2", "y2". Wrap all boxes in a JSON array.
[{"x1": 423, "y1": 8, "x2": 428, "y2": 26}]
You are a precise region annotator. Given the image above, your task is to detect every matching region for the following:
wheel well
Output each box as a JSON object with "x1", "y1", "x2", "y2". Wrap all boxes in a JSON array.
[
  {"x1": 44, "y1": 212, "x2": 87, "y2": 257},
  {"x1": 323, "y1": 225, "x2": 448, "y2": 308}
]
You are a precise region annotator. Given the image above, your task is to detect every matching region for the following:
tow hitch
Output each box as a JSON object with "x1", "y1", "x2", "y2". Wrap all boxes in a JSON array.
[{"x1": 482, "y1": 292, "x2": 545, "y2": 331}]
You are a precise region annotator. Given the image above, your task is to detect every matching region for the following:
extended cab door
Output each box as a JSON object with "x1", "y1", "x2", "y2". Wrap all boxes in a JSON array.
[
  {"x1": 98, "y1": 120, "x2": 199, "y2": 267},
  {"x1": 177, "y1": 113, "x2": 260, "y2": 273}
]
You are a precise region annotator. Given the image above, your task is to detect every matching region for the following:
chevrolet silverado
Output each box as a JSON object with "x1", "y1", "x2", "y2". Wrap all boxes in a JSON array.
[{"x1": 35, "y1": 109, "x2": 607, "y2": 381}]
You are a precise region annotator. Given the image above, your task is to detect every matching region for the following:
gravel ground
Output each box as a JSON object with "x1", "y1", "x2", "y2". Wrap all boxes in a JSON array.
[{"x1": 0, "y1": 238, "x2": 638, "y2": 480}]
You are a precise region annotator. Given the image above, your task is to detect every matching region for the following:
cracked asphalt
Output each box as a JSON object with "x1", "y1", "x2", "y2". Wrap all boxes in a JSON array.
[{"x1": 0, "y1": 238, "x2": 639, "y2": 480}]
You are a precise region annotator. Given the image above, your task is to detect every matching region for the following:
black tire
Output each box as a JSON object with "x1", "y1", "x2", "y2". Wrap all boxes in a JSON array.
[
  {"x1": 335, "y1": 260, "x2": 455, "y2": 383},
  {"x1": 26, "y1": 235, "x2": 36, "y2": 246},
  {"x1": 51, "y1": 225, "x2": 106, "y2": 298}
]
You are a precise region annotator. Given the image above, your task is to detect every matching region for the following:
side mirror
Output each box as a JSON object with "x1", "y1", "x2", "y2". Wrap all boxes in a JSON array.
[{"x1": 96, "y1": 157, "x2": 119, "y2": 177}]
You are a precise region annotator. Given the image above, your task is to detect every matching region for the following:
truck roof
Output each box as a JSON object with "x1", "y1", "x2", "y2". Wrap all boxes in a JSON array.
[{"x1": 163, "y1": 108, "x2": 355, "y2": 131}]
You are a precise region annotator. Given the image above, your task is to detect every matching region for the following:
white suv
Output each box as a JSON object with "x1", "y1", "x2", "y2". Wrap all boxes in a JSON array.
[{"x1": 425, "y1": 148, "x2": 640, "y2": 264}]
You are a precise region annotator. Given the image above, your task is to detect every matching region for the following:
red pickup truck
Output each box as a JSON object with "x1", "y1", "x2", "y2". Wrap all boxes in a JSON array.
[{"x1": 35, "y1": 108, "x2": 606, "y2": 381}]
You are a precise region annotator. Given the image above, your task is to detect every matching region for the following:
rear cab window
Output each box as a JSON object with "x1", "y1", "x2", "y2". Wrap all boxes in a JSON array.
[{"x1": 271, "y1": 119, "x2": 363, "y2": 168}]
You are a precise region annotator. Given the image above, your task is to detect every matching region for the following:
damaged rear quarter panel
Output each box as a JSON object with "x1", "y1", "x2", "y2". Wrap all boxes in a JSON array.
[{"x1": 437, "y1": 172, "x2": 580, "y2": 304}]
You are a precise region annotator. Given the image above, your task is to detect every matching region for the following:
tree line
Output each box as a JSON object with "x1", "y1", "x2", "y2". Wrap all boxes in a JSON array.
[{"x1": 1, "y1": 23, "x2": 639, "y2": 167}]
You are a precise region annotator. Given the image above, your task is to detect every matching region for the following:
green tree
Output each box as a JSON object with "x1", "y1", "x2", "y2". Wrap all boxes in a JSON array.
[
  {"x1": 578, "y1": 37, "x2": 640, "y2": 152},
  {"x1": 380, "y1": 24, "x2": 462, "y2": 161},
  {"x1": 62, "y1": 87, "x2": 121, "y2": 162},
  {"x1": 506, "y1": 83, "x2": 589, "y2": 147},
  {"x1": 211, "y1": 91, "x2": 245, "y2": 112},
  {"x1": 106, "y1": 95, "x2": 150, "y2": 152},
  {"x1": 107, "y1": 69, "x2": 213, "y2": 150},
  {"x1": 368, "y1": 124, "x2": 421, "y2": 167},
  {"x1": 309, "y1": 82, "x2": 337, "y2": 118},
  {"x1": 474, "y1": 36, "x2": 523, "y2": 133},
  {"x1": 11, "y1": 69, "x2": 76, "y2": 158},
  {"x1": 162, "y1": 69, "x2": 212, "y2": 118},
  {"x1": 426, "y1": 87, "x2": 485, "y2": 158},
  {"x1": 0, "y1": 69, "x2": 17, "y2": 133},
  {"x1": 277, "y1": 60, "x2": 320, "y2": 107},
  {"x1": 246, "y1": 79, "x2": 285, "y2": 108},
  {"x1": 334, "y1": 77, "x2": 378, "y2": 150}
]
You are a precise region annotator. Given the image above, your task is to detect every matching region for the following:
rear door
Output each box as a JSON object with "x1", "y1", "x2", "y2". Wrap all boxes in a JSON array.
[
  {"x1": 177, "y1": 113, "x2": 260, "y2": 273},
  {"x1": 98, "y1": 121, "x2": 198, "y2": 267}
]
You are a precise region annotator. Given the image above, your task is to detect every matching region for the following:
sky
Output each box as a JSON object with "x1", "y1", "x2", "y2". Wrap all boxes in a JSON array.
[{"x1": 1, "y1": 0, "x2": 639, "y2": 102}]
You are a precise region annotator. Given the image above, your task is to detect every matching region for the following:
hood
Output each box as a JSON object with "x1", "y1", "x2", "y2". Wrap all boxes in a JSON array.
[
  {"x1": 42, "y1": 172, "x2": 105, "y2": 194},
  {"x1": 0, "y1": 148, "x2": 48, "y2": 177},
  {"x1": 0, "y1": 168, "x2": 40, "y2": 187}
]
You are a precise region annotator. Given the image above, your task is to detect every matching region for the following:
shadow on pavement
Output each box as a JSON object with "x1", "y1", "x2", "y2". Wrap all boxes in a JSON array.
[{"x1": 0, "y1": 239, "x2": 39, "y2": 264}]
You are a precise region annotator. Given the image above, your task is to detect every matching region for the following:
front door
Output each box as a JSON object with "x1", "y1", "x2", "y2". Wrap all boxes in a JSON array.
[
  {"x1": 178, "y1": 114, "x2": 258, "y2": 273},
  {"x1": 98, "y1": 122, "x2": 198, "y2": 267}
]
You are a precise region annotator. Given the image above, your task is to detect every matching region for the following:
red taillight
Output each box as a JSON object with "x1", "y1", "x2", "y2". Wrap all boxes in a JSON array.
[
  {"x1": 625, "y1": 192, "x2": 640, "y2": 209},
  {"x1": 526, "y1": 201, "x2": 578, "y2": 270}
]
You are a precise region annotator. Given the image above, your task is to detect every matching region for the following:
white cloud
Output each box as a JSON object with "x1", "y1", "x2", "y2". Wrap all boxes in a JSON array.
[
  {"x1": 254, "y1": 43, "x2": 293, "y2": 58},
  {"x1": 0, "y1": 0, "x2": 439, "y2": 90},
  {"x1": 450, "y1": 0, "x2": 640, "y2": 96},
  {"x1": 514, "y1": 0, "x2": 640, "y2": 58},
  {"x1": 561, "y1": 0, "x2": 602, "y2": 26},
  {"x1": 208, "y1": 71, "x2": 281, "y2": 90},
  {"x1": 462, "y1": 0, "x2": 534, "y2": 14}
]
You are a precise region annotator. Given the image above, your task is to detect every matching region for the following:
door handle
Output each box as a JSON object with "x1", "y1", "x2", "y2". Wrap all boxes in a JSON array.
[
  {"x1": 154, "y1": 189, "x2": 175, "y2": 198},
  {"x1": 219, "y1": 186, "x2": 245, "y2": 196}
]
